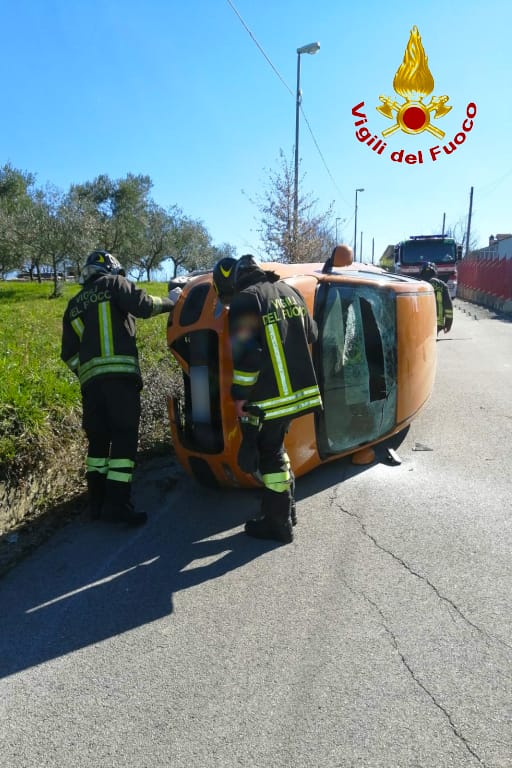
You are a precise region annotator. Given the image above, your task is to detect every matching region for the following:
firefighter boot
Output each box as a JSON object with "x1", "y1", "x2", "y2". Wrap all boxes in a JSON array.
[
  {"x1": 245, "y1": 489, "x2": 293, "y2": 544},
  {"x1": 86, "y1": 472, "x2": 106, "y2": 520},
  {"x1": 103, "y1": 480, "x2": 147, "y2": 527}
]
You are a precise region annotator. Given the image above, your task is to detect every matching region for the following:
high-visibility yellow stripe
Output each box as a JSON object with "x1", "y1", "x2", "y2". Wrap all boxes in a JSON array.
[
  {"x1": 107, "y1": 470, "x2": 132, "y2": 483},
  {"x1": 66, "y1": 354, "x2": 80, "y2": 371},
  {"x1": 150, "y1": 296, "x2": 162, "y2": 316},
  {"x1": 262, "y1": 470, "x2": 291, "y2": 492},
  {"x1": 86, "y1": 457, "x2": 109, "y2": 474},
  {"x1": 436, "y1": 290, "x2": 443, "y2": 326},
  {"x1": 71, "y1": 317, "x2": 85, "y2": 339},
  {"x1": 262, "y1": 395, "x2": 323, "y2": 421},
  {"x1": 252, "y1": 385, "x2": 321, "y2": 410},
  {"x1": 108, "y1": 458, "x2": 135, "y2": 470},
  {"x1": 78, "y1": 355, "x2": 140, "y2": 385},
  {"x1": 264, "y1": 322, "x2": 292, "y2": 396},
  {"x1": 233, "y1": 369, "x2": 259, "y2": 386},
  {"x1": 98, "y1": 301, "x2": 114, "y2": 357}
]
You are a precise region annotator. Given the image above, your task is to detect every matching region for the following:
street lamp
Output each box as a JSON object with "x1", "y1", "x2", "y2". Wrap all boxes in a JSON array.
[
  {"x1": 353, "y1": 188, "x2": 364, "y2": 261},
  {"x1": 293, "y1": 41, "x2": 320, "y2": 256}
]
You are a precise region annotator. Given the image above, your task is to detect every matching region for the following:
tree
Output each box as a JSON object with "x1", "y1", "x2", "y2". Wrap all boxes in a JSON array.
[
  {"x1": 209, "y1": 242, "x2": 237, "y2": 265},
  {"x1": 0, "y1": 164, "x2": 237, "y2": 284},
  {"x1": 443, "y1": 218, "x2": 478, "y2": 253},
  {"x1": 253, "y1": 149, "x2": 335, "y2": 263},
  {"x1": 130, "y1": 202, "x2": 172, "y2": 282},
  {"x1": 0, "y1": 164, "x2": 36, "y2": 278},
  {"x1": 69, "y1": 173, "x2": 152, "y2": 270},
  {"x1": 21, "y1": 185, "x2": 74, "y2": 295},
  {"x1": 166, "y1": 214, "x2": 212, "y2": 277}
]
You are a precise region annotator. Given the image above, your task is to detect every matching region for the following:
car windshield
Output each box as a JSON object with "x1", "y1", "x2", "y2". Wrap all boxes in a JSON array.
[
  {"x1": 314, "y1": 283, "x2": 397, "y2": 456},
  {"x1": 401, "y1": 239, "x2": 456, "y2": 265}
]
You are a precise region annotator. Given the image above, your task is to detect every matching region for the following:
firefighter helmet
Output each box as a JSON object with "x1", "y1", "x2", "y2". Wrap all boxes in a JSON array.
[
  {"x1": 212, "y1": 256, "x2": 237, "y2": 304},
  {"x1": 233, "y1": 253, "x2": 280, "y2": 289},
  {"x1": 81, "y1": 250, "x2": 125, "y2": 282},
  {"x1": 233, "y1": 253, "x2": 265, "y2": 290},
  {"x1": 420, "y1": 262, "x2": 438, "y2": 280}
]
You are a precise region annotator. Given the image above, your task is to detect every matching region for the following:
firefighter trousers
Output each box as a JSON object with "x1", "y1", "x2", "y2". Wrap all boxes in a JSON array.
[
  {"x1": 257, "y1": 419, "x2": 293, "y2": 521},
  {"x1": 81, "y1": 376, "x2": 141, "y2": 511}
]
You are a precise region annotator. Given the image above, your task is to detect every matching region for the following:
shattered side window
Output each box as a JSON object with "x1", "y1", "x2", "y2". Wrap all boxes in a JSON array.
[{"x1": 315, "y1": 283, "x2": 397, "y2": 456}]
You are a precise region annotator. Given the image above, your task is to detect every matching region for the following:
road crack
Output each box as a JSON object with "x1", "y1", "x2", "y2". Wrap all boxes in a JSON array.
[
  {"x1": 359, "y1": 587, "x2": 490, "y2": 768},
  {"x1": 333, "y1": 495, "x2": 512, "y2": 656}
]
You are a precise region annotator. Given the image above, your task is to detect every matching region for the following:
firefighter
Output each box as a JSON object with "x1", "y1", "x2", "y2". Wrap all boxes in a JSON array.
[
  {"x1": 212, "y1": 256, "x2": 237, "y2": 305},
  {"x1": 214, "y1": 254, "x2": 322, "y2": 544},
  {"x1": 420, "y1": 262, "x2": 454, "y2": 334},
  {"x1": 61, "y1": 250, "x2": 181, "y2": 526}
]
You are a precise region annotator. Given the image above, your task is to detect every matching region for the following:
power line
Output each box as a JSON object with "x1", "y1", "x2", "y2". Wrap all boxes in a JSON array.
[
  {"x1": 300, "y1": 106, "x2": 349, "y2": 204},
  {"x1": 477, "y1": 168, "x2": 512, "y2": 197},
  {"x1": 226, "y1": 0, "x2": 349, "y2": 209},
  {"x1": 225, "y1": 0, "x2": 293, "y2": 97}
]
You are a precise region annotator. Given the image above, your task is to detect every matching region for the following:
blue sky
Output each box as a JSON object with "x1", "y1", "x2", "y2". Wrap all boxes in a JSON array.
[{"x1": 1, "y1": 0, "x2": 509, "y2": 265}]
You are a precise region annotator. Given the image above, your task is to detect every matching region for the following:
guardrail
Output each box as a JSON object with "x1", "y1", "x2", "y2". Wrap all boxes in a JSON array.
[{"x1": 457, "y1": 256, "x2": 512, "y2": 312}]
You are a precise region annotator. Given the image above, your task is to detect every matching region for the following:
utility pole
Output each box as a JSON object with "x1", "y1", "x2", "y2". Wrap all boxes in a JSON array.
[
  {"x1": 353, "y1": 188, "x2": 364, "y2": 261},
  {"x1": 294, "y1": 42, "x2": 320, "y2": 260},
  {"x1": 372, "y1": 237, "x2": 375, "y2": 264},
  {"x1": 465, "y1": 187, "x2": 474, "y2": 256},
  {"x1": 360, "y1": 231, "x2": 363, "y2": 262}
]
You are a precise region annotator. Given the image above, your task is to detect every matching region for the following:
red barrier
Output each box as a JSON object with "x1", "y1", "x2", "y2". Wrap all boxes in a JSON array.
[{"x1": 458, "y1": 256, "x2": 512, "y2": 301}]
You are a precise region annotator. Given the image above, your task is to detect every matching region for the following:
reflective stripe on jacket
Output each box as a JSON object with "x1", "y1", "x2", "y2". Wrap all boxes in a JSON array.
[
  {"x1": 229, "y1": 279, "x2": 322, "y2": 422},
  {"x1": 61, "y1": 274, "x2": 170, "y2": 387}
]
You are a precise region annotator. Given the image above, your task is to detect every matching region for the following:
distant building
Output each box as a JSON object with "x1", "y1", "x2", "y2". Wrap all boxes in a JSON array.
[{"x1": 469, "y1": 234, "x2": 512, "y2": 259}]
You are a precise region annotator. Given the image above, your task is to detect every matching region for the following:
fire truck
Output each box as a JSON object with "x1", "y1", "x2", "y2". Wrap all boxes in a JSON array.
[
  {"x1": 165, "y1": 247, "x2": 437, "y2": 489},
  {"x1": 391, "y1": 235, "x2": 462, "y2": 298}
]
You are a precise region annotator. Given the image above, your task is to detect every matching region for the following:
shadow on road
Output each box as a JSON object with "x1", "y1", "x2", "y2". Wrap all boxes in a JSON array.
[
  {"x1": 0, "y1": 460, "x2": 285, "y2": 679},
  {"x1": 0, "y1": 433, "x2": 408, "y2": 680}
]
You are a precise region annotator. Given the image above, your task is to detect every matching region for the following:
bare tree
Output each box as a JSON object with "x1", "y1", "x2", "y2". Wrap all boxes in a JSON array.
[
  {"x1": 444, "y1": 217, "x2": 479, "y2": 253},
  {"x1": 252, "y1": 149, "x2": 335, "y2": 263}
]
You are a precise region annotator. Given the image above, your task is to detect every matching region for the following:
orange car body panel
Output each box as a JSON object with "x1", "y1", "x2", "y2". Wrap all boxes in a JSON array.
[{"x1": 166, "y1": 260, "x2": 436, "y2": 487}]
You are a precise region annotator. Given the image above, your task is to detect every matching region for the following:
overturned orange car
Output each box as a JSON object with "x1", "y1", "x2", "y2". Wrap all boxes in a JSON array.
[{"x1": 166, "y1": 247, "x2": 436, "y2": 488}]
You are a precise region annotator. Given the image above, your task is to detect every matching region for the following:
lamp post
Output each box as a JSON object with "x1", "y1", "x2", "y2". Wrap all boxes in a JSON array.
[
  {"x1": 335, "y1": 217, "x2": 342, "y2": 243},
  {"x1": 293, "y1": 41, "x2": 320, "y2": 258},
  {"x1": 353, "y1": 188, "x2": 364, "y2": 261}
]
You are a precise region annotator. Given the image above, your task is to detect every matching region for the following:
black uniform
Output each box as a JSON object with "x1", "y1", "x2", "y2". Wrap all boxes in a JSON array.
[
  {"x1": 228, "y1": 261, "x2": 322, "y2": 542},
  {"x1": 61, "y1": 273, "x2": 173, "y2": 523}
]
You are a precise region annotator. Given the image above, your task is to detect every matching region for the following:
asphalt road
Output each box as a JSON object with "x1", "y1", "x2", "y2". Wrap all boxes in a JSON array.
[{"x1": 1, "y1": 299, "x2": 511, "y2": 768}]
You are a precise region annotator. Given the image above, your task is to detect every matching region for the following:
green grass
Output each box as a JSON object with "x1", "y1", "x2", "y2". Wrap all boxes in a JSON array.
[{"x1": 0, "y1": 280, "x2": 178, "y2": 476}]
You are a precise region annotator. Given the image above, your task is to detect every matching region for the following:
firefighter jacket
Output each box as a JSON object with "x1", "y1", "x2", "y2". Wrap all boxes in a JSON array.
[
  {"x1": 229, "y1": 277, "x2": 322, "y2": 422},
  {"x1": 431, "y1": 277, "x2": 453, "y2": 332},
  {"x1": 61, "y1": 274, "x2": 173, "y2": 388}
]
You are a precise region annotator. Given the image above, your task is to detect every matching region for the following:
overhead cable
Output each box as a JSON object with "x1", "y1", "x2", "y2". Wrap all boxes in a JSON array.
[{"x1": 226, "y1": 0, "x2": 348, "y2": 206}]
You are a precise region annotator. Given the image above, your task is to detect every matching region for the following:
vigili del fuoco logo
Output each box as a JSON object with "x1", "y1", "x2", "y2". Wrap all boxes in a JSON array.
[{"x1": 351, "y1": 26, "x2": 476, "y2": 164}]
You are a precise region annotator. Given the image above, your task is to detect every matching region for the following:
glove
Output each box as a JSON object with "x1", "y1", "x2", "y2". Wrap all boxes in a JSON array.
[{"x1": 168, "y1": 286, "x2": 183, "y2": 304}]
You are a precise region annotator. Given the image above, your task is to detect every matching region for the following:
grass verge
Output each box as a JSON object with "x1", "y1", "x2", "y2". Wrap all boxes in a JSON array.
[{"x1": 0, "y1": 280, "x2": 183, "y2": 531}]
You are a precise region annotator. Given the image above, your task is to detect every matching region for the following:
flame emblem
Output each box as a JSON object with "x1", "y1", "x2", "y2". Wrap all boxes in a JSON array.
[{"x1": 377, "y1": 26, "x2": 451, "y2": 138}]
